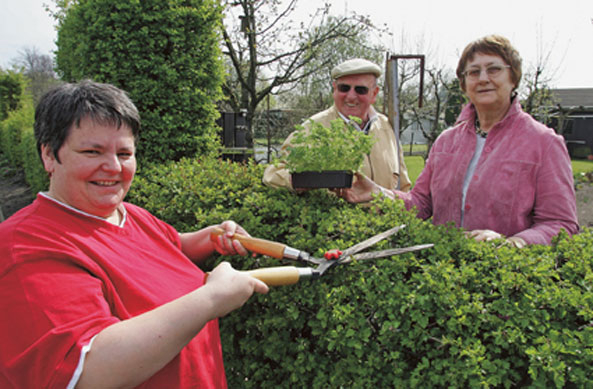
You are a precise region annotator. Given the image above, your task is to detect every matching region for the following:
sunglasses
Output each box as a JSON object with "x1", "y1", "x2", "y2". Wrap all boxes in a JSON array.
[{"x1": 336, "y1": 83, "x2": 370, "y2": 95}]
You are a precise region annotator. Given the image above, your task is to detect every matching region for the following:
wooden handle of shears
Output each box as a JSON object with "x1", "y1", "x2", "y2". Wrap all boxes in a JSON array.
[
  {"x1": 242, "y1": 266, "x2": 302, "y2": 286},
  {"x1": 206, "y1": 266, "x2": 305, "y2": 286},
  {"x1": 210, "y1": 227, "x2": 286, "y2": 259}
]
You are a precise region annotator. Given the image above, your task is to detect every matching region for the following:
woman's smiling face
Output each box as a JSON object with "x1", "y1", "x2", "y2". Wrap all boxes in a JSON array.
[
  {"x1": 41, "y1": 116, "x2": 136, "y2": 219},
  {"x1": 463, "y1": 52, "x2": 515, "y2": 112}
]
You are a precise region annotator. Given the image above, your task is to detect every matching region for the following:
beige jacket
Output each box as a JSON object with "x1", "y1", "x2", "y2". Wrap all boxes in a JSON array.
[{"x1": 263, "y1": 105, "x2": 411, "y2": 192}]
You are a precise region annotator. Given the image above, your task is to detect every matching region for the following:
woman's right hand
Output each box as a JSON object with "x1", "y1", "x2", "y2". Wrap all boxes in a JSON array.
[{"x1": 204, "y1": 262, "x2": 269, "y2": 319}]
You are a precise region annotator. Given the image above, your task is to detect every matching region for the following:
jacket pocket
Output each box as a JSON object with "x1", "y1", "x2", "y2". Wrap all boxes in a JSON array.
[
  {"x1": 429, "y1": 152, "x2": 464, "y2": 206},
  {"x1": 484, "y1": 160, "x2": 536, "y2": 209}
]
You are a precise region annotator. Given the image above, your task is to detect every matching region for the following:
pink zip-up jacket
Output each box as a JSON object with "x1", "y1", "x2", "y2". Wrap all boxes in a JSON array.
[{"x1": 396, "y1": 98, "x2": 579, "y2": 245}]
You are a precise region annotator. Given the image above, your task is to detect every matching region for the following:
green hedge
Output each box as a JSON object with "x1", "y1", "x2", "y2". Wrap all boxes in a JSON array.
[
  {"x1": 0, "y1": 70, "x2": 24, "y2": 122},
  {"x1": 18, "y1": 126, "x2": 49, "y2": 194},
  {"x1": 0, "y1": 98, "x2": 32, "y2": 168},
  {"x1": 0, "y1": 95, "x2": 48, "y2": 195},
  {"x1": 128, "y1": 157, "x2": 593, "y2": 388},
  {"x1": 55, "y1": 0, "x2": 225, "y2": 165}
]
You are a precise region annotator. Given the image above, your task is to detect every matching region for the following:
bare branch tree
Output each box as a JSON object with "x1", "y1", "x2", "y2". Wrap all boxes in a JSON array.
[
  {"x1": 220, "y1": 0, "x2": 382, "y2": 130},
  {"x1": 386, "y1": 32, "x2": 452, "y2": 157},
  {"x1": 520, "y1": 23, "x2": 563, "y2": 119},
  {"x1": 10, "y1": 46, "x2": 60, "y2": 104},
  {"x1": 407, "y1": 67, "x2": 462, "y2": 157}
]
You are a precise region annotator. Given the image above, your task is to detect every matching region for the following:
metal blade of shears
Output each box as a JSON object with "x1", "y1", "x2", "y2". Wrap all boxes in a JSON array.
[
  {"x1": 343, "y1": 243, "x2": 435, "y2": 263},
  {"x1": 338, "y1": 224, "x2": 406, "y2": 262}
]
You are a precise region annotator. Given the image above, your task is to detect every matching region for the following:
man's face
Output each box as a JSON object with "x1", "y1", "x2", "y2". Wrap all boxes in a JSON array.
[{"x1": 332, "y1": 73, "x2": 379, "y2": 121}]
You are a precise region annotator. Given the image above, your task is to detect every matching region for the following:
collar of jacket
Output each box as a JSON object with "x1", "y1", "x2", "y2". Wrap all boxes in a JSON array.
[
  {"x1": 455, "y1": 96, "x2": 522, "y2": 136},
  {"x1": 335, "y1": 105, "x2": 378, "y2": 134}
]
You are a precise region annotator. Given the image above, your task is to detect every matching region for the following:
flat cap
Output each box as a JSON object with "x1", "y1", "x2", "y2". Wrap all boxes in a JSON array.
[{"x1": 331, "y1": 58, "x2": 382, "y2": 79}]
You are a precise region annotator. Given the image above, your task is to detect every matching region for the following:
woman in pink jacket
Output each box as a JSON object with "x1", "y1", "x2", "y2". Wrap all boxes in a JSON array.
[{"x1": 341, "y1": 35, "x2": 579, "y2": 247}]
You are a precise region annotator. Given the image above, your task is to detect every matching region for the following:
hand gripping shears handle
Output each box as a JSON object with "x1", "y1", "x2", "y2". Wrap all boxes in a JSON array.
[{"x1": 209, "y1": 227, "x2": 317, "y2": 286}]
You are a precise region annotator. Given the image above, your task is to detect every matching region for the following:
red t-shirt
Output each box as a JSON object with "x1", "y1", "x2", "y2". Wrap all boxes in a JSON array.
[{"x1": 0, "y1": 194, "x2": 227, "y2": 388}]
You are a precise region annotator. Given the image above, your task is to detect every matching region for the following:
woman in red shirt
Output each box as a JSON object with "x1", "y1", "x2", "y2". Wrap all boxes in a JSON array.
[{"x1": 0, "y1": 80, "x2": 268, "y2": 388}]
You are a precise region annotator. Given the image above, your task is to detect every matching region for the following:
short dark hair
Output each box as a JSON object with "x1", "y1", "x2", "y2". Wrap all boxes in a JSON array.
[
  {"x1": 456, "y1": 35, "x2": 522, "y2": 92},
  {"x1": 34, "y1": 80, "x2": 141, "y2": 163}
]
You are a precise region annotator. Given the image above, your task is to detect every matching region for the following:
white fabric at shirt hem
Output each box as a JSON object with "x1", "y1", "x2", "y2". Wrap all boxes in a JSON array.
[{"x1": 66, "y1": 335, "x2": 98, "y2": 389}]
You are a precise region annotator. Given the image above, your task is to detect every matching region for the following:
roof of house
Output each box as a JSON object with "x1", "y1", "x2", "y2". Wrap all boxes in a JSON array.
[{"x1": 551, "y1": 88, "x2": 593, "y2": 108}]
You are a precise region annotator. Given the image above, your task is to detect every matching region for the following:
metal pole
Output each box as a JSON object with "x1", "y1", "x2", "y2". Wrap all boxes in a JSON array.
[
  {"x1": 391, "y1": 58, "x2": 401, "y2": 190},
  {"x1": 266, "y1": 95, "x2": 271, "y2": 163},
  {"x1": 385, "y1": 54, "x2": 425, "y2": 190},
  {"x1": 386, "y1": 56, "x2": 401, "y2": 190}
]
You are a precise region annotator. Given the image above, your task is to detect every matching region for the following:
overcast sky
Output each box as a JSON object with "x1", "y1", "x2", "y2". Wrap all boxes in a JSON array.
[{"x1": 2, "y1": 0, "x2": 592, "y2": 88}]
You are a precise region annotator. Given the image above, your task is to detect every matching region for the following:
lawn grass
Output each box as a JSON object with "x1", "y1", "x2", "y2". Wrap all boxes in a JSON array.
[
  {"x1": 402, "y1": 143, "x2": 428, "y2": 155},
  {"x1": 403, "y1": 155, "x2": 425, "y2": 184},
  {"x1": 572, "y1": 159, "x2": 593, "y2": 175}
]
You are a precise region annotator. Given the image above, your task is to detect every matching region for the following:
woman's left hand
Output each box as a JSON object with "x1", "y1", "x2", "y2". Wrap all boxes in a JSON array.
[
  {"x1": 466, "y1": 229, "x2": 503, "y2": 242},
  {"x1": 212, "y1": 221, "x2": 251, "y2": 256},
  {"x1": 466, "y1": 229, "x2": 527, "y2": 248}
]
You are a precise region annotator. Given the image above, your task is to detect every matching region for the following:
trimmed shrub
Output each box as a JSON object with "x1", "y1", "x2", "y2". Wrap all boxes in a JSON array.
[
  {"x1": 18, "y1": 126, "x2": 49, "y2": 194},
  {"x1": 128, "y1": 158, "x2": 593, "y2": 388},
  {"x1": 0, "y1": 89, "x2": 48, "y2": 195},
  {"x1": 55, "y1": 0, "x2": 225, "y2": 165},
  {"x1": 0, "y1": 70, "x2": 25, "y2": 121},
  {"x1": 0, "y1": 98, "x2": 34, "y2": 168}
]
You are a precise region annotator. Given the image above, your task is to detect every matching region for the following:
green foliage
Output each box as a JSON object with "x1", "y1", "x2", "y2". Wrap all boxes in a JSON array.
[
  {"x1": 55, "y1": 0, "x2": 225, "y2": 165},
  {"x1": 0, "y1": 94, "x2": 48, "y2": 195},
  {"x1": 0, "y1": 96, "x2": 34, "y2": 168},
  {"x1": 444, "y1": 78, "x2": 466, "y2": 126},
  {"x1": 19, "y1": 127, "x2": 49, "y2": 194},
  {"x1": 0, "y1": 70, "x2": 26, "y2": 122},
  {"x1": 283, "y1": 119, "x2": 375, "y2": 173},
  {"x1": 130, "y1": 158, "x2": 266, "y2": 234},
  {"x1": 571, "y1": 162, "x2": 592, "y2": 193},
  {"x1": 128, "y1": 157, "x2": 593, "y2": 388}
]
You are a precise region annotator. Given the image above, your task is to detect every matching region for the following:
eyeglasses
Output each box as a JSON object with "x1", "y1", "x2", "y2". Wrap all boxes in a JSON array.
[
  {"x1": 336, "y1": 83, "x2": 370, "y2": 95},
  {"x1": 463, "y1": 64, "x2": 511, "y2": 80}
]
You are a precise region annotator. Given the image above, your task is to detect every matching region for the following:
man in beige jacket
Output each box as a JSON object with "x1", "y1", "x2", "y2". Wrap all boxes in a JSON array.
[{"x1": 263, "y1": 58, "x2": 411, "y2": 197}]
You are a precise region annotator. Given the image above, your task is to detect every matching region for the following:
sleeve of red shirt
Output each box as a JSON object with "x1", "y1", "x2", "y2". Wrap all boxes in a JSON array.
[{"x1": 0, "y1": 257, "x2": 119, "y2": 388}]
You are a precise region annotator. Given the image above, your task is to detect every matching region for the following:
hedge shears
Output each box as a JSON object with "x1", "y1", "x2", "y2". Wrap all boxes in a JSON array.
[{"x1": 210, "y1": 225, "x2": 433, "y2": 286}]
